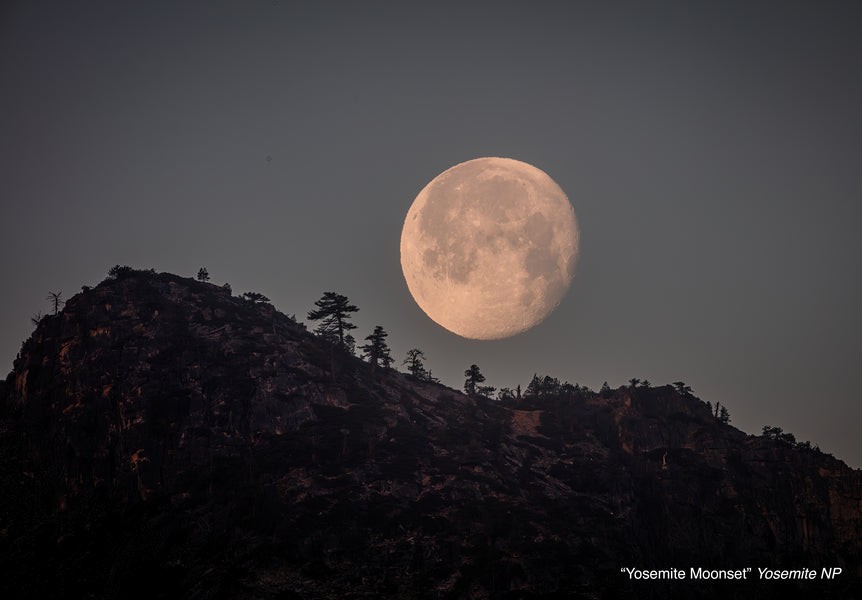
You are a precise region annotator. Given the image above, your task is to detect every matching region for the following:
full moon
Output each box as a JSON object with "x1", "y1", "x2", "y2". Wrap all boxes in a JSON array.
[{"x1": 400, "y1": 157, "x2": 579, "y2": 340}]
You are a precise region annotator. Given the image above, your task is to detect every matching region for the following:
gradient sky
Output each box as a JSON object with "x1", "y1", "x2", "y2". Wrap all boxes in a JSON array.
[{"x1": 2, "y1": 1, "x2": 861, "y2": 467}]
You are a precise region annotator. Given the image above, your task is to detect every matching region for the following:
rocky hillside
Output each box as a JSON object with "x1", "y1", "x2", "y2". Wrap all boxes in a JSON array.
[{"x1": 1, "y1": 270, "x2": 860, "y2": 599}]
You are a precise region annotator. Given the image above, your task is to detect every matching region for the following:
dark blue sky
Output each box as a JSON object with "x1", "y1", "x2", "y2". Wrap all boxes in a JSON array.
[{"x1": 2, "y1": 1, "x2": 861, "y2": 466}]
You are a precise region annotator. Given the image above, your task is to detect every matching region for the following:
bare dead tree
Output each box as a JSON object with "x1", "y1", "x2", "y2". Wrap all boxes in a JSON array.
[{"x1": 46, "y1": 291, "x2": 64, "y2": 315}]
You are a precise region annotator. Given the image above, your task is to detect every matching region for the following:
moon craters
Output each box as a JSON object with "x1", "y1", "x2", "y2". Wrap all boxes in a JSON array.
[{"x1": 401, "y1": 157, "x2": 579, "y2": 340}]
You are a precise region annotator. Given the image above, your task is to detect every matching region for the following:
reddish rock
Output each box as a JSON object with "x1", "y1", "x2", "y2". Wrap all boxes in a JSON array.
[{"x1": 1, "y1": 270, "x2": 860, "y2": 599}]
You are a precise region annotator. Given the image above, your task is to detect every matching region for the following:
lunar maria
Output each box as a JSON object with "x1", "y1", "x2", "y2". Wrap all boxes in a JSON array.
[{"x1": 400, "y1": 157, "x2": 579, "y2": 340}]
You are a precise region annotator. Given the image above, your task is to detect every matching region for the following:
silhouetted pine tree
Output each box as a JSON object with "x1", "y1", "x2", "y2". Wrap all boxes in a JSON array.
[
  {"x1": 361, "y1": 326, "x2": 392, "y2": 372},
  {"x1": 402, "y1": 348, "x2": 428, "y2": 380},
  {"x1": 307, "y1": 292, "x2": 358, "y2": 350},
  {"x1": 464, "y1": 364, "x2": 486, "y2": 396},
  {"x1": 525, "y1": 374, "x2": 561, "y2": 399}
]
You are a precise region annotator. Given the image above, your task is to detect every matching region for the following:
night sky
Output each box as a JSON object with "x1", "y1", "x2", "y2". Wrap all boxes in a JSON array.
[{"x1": 2, "y1": 1, "x2": 861, "y2": 467}]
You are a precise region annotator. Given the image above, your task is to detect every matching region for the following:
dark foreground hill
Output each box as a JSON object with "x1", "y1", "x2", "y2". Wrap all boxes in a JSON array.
[{"x1": 1, "y1": 271, "x2": 860, "y2": 599}]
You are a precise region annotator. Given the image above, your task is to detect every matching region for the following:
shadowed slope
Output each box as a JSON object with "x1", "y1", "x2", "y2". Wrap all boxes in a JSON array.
[{"x1": 1, "y1": 270, "x2": 860, "y2": 599}]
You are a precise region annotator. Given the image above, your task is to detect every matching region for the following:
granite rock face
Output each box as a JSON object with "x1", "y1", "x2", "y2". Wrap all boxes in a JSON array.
[{"x1": 1, "y1": 271, "x2": 860, "y2": 599}]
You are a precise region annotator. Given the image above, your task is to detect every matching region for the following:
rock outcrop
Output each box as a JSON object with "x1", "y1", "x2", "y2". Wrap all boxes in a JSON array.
[{"x1": 1, "y1": 270, "x2": 860, "y2": 599}]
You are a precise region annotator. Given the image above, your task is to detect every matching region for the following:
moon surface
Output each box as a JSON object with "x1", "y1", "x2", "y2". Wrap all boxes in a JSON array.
[{"x1": 400, "y1": 157, "x2": 579, "y2": 340}]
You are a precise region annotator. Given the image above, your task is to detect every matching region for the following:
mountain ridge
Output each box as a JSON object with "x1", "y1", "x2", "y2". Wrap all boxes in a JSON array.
[{"x1": 1, "y1": 269, "x2": 860, "y2": 599}]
